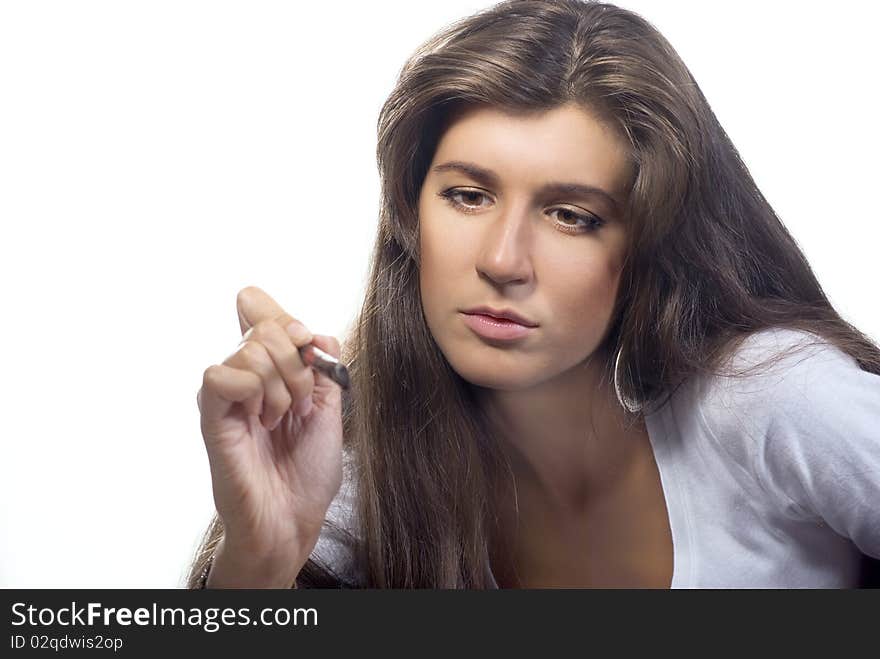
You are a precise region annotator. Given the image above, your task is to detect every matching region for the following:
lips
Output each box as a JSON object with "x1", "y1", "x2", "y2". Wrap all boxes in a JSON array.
[
  {"x1": 461, "y1": 306, "x2": 538, "y2": 327},
  {"x1": 460, "y1": 311, "x2": 537, "y2": 342}
]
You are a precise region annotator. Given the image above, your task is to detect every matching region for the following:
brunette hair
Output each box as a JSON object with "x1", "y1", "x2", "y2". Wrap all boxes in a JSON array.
[{"x1": 187, "y1": 0, "x2": 880, "y2": 588}]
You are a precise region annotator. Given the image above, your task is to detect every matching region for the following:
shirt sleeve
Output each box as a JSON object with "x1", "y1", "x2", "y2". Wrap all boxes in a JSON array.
[
  {"x1": 310, "y1": 449, "x2": 365, "y2": 586},
  {"x1": 697, "y1": 328, "x2": 880, "y2": 559}
]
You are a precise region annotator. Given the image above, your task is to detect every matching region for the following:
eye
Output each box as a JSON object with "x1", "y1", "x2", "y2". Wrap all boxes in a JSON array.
[
  {"x1": 437, "y1": 188, "x2": 491, "y2": 212},
  {"x1": 437, "y1": 187, "x2": 606, "y2": 234},
  {"x1": 548, "y1": 208, "x2": 605, "y2": 234}
]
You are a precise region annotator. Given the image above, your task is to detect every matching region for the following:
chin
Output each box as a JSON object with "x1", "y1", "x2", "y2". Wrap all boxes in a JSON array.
[{"x1": 446, "y1": 357, "x2": 548, "y2": 392}]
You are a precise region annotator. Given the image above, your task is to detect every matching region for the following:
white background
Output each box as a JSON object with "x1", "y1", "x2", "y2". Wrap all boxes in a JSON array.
[{"x1": 1, "y1": 1, "x2": 877, "y2": 587}]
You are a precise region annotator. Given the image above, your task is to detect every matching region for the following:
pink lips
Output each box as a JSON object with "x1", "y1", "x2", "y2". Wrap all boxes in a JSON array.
[{"x1": 460, "y1": 312, "x2": 536, "y2": 341}]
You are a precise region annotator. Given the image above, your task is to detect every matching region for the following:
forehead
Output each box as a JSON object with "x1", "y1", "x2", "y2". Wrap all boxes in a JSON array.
[{"x1": 432, "y1": 103, "x2": 633, "y2": 195}]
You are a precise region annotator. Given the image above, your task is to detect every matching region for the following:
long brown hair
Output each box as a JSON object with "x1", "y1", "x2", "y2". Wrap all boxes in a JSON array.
[{"x1": 187, "y1": 0, "x2": 880, "y2": 588}]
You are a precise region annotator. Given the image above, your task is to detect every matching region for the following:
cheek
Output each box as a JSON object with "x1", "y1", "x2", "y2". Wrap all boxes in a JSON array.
[
  {"x1": 419, "y1": 210, "x2": 474, "y2": 283},
  {"x1": 550, "y1": 256, "x2": 622, "y2": 338},
  {"x1": 418, "y1": 214, "x2": 462, "y2": 320},
  {"x1": 418, "y1": 219, "x2": 441, "y2": 292}
]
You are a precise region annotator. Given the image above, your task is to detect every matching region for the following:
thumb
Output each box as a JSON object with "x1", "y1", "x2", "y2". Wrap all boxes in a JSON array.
[{"x1": 307, "y1": 334, "x2": 345, "y2": 399}]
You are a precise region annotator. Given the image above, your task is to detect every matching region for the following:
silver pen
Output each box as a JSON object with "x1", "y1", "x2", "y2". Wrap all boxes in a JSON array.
[{"x1": 298, "y1": 342, "x2": 350, "y2": 390}]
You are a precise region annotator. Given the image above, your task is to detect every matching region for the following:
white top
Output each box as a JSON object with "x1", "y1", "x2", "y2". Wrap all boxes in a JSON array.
[{"x1": 315, "y1": 328, "x2": 880, "y2": 588}]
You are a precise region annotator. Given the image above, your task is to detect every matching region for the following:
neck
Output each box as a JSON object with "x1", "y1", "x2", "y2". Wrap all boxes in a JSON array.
[{"x1": 474, "y1": 350, "x2": 648, "y2": 514}]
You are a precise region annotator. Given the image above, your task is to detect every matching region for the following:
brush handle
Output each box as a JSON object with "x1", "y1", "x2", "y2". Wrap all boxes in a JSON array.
[{"x1": 298, "y1": 343, "x2": 350, "y2": 389}]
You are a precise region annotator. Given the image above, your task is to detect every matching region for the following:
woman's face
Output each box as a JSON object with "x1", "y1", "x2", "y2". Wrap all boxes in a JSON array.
[{"x1": 418, "y1": 102, "x2": 634, "y2": 391}]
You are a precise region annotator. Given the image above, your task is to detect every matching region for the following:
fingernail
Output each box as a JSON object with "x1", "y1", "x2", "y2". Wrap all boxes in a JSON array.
[
  {"x1": 294, "y1": 396, "x2": 313, "y2": 417},
  {"x1": 286, "y1": 321, "x2": 313, "y2": 345}
]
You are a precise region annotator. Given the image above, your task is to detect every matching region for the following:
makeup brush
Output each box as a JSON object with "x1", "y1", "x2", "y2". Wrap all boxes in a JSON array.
[{"x1": 298, "y1": 342, "x2": 350, "y2": 390}]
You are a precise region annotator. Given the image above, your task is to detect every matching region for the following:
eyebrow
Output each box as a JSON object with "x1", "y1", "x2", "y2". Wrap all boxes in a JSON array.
[{"x1": 431, "y1": 160, "x2": 623, "y2": 214}]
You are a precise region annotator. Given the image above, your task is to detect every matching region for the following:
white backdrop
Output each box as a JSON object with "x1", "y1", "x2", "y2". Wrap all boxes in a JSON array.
[{"x1": 1, "y1": 0, "x2": 877, "y2": 587}]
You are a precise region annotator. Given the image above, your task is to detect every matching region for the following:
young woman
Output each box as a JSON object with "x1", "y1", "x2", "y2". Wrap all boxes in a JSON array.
[{"x1": 187, "y1": 0, "x2": 880, "y2": 588}]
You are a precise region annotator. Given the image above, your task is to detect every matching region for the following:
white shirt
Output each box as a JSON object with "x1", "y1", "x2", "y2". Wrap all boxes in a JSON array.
[{"x1": 315, "y1": 328, "x2": 880, "y2": 588}]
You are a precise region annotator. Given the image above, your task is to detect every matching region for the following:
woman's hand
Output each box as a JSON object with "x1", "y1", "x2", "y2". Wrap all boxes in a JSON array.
[{"x1": 196, "y1": 286, "x2": 345, "y2": 585}]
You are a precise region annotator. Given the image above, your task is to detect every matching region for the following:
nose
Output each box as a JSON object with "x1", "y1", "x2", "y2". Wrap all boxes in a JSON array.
[{"x1": 474, "y1": 204, "x2": 535, "y2": 286}]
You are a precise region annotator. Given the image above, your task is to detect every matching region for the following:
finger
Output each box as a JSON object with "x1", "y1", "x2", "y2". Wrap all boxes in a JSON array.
[
  {"x1": 236, "y1": 286, "x2": 312, "y2": 341},
  {"x1": 306, "y1": 334, "x2": 345, "y2": 389},
  {"x1": 310, "y1": 334, "x2": 341, "y2": 359},
  {"x1": 199, "y1": 364, "x2": 263, "y2": 429},
  {"x1": 225, "y1": 333, "x2": 309, "y2": 429},
  {"x1": 225, "y1": 339, "x2": 292, "y2": 429},
  {"x1": 246, "y1": 319, "x2": 317, "y2": 418}
]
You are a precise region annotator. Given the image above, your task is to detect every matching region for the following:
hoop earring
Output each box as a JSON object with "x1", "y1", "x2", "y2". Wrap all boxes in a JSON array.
[{"x1": 613, "y1": 346, "x2": 642, "y2": 414}]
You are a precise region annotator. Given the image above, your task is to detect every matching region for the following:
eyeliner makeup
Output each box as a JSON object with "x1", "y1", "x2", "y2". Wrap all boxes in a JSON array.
[{"x1": 298, "y1": 343, "x2": 350, "y2": 389}]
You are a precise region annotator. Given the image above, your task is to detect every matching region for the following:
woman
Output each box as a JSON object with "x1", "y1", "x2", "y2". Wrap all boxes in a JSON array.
[{"x1": 187, "y1": 0, "x2": 880, "y2": 588}]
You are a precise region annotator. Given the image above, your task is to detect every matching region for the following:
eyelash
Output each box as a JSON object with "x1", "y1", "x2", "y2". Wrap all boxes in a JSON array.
[{"x1": 437, "y1": 188, "x2": 605, "y2": 234}]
